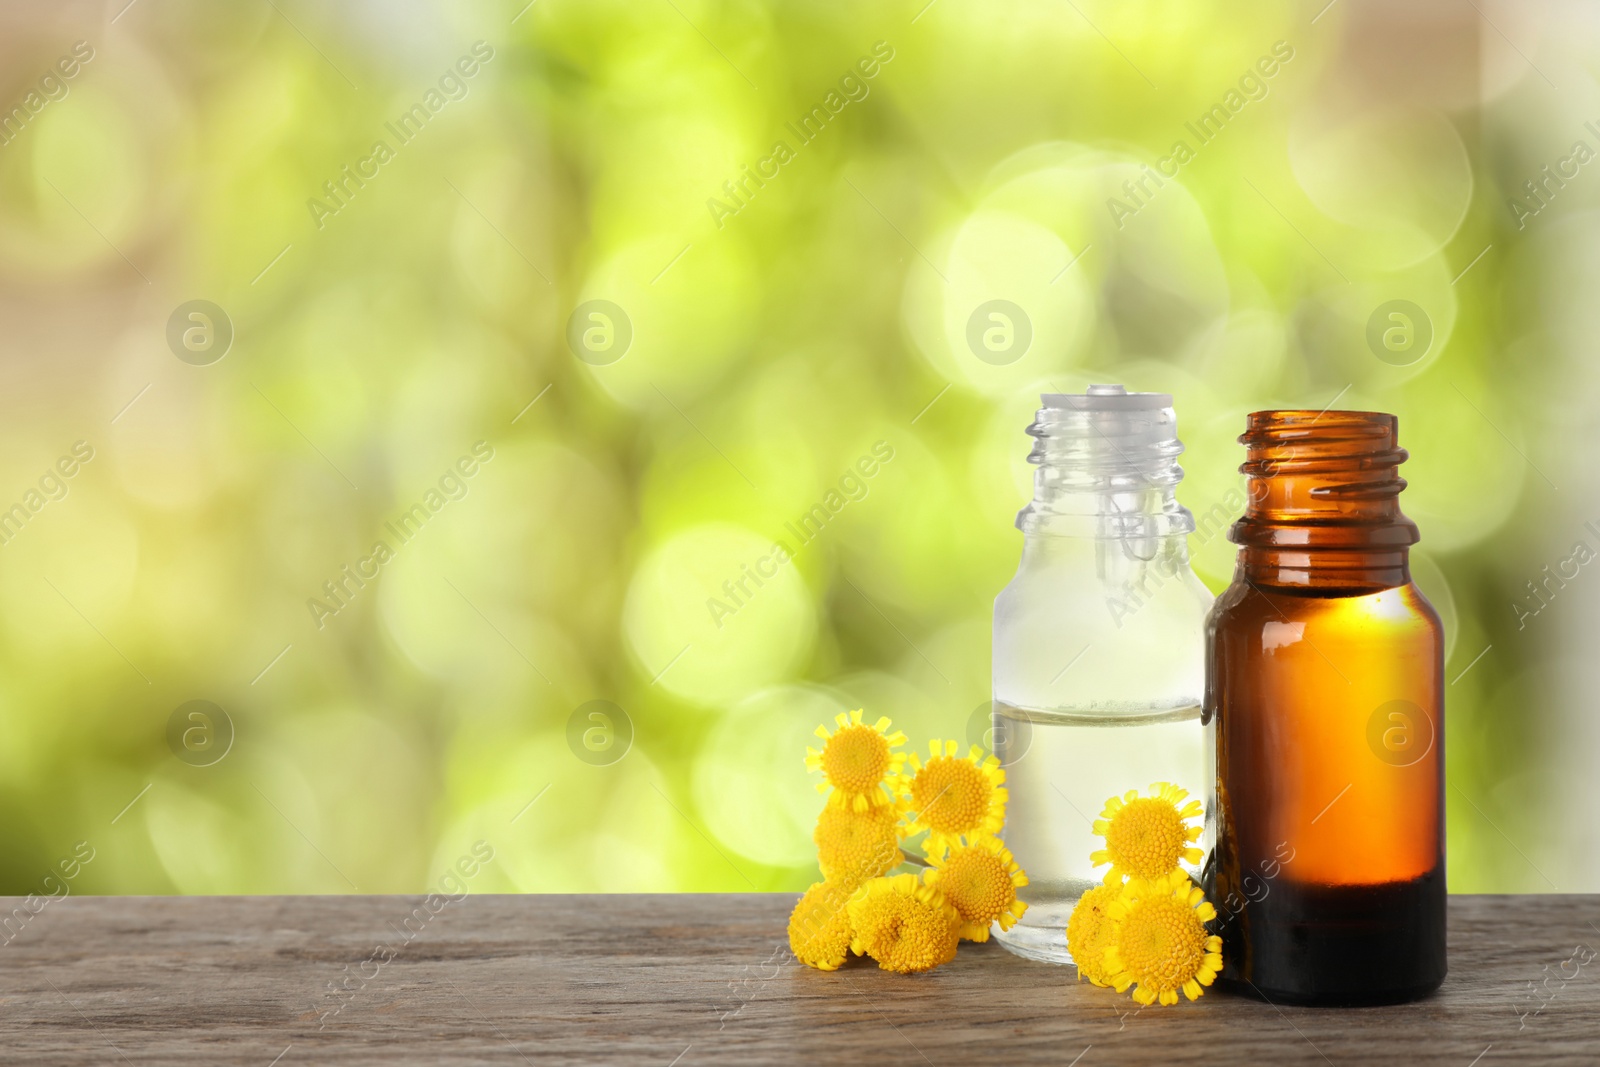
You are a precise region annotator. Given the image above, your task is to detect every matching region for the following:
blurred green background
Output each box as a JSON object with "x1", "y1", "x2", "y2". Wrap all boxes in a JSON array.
[{"x1": 0, "y1": 0, "x2": 1589, "y2": 895}]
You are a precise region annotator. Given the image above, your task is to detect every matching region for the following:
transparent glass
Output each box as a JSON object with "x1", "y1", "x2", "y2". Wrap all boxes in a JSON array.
[
  {"x1": 991, "y1": 386, "x2": 1214, "y2": 965},
  {"x1": 1206, "y1": 410, "x2": 1446, "y2": 1005}
]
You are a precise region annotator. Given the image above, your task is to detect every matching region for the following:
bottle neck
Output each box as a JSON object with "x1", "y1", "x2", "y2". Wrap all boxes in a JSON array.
[
  {"x1": 1021, "y1": 527, "x2": 1192, "y2": 564},
  {"x1": 1236, "y1": 546, "x2": 1410, "y2": 592},
  {"x1": 1017, "y1": 390, "x2": 1195, "y2": 540},
  {"x1": 1230, "y1": 409, "x2": 1419, "y2": 592}
]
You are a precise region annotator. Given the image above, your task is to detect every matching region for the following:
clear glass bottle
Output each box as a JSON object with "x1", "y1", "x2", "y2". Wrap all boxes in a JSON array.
[
  {"x1": 992, "y1": 385, "x2": 1215, "y2": 964},
  {"x1": 1207, "y1": 410, "x2": 1446, "y2": 1004}
]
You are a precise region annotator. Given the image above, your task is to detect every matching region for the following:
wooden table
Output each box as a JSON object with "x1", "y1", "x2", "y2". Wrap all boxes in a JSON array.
[{"x1": 0, "y1": 894, "x2": 1595, "y2": 1064}]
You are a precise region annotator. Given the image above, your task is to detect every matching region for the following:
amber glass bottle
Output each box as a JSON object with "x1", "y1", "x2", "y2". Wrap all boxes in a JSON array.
[{"x1": 1206, "y1": 410, "x2": 1445, "y2": 1005}]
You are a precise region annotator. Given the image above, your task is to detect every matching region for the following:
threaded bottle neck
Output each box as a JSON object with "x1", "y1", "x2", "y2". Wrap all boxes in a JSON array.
[
  {"x1": 1230, "y1": 409, "x2": 1418, "y2": 589},
  {"x1": 1016, "y1": 385, "x2": 1195, "y2": 539}
]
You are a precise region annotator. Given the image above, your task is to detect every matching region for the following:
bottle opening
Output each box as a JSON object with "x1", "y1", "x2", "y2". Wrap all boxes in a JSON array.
[{"x1": 1042, "y1": 384, "x2": 1174, "y2": 411}]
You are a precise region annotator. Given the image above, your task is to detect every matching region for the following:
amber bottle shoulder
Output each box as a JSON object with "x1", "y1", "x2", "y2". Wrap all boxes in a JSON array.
[{"x1": 1207, "y1": 577, "x2": 1442, "y2": 632}]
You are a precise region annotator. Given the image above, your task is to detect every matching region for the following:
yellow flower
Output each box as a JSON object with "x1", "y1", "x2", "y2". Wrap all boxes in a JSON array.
[
  {"x1": 1090, "y1": 781, "x2": 1203, "y2": 883},
  {"x1": 846, "y1": 873, "x2": 961, "y2": 974},
  {"x1": 898, "y1": 740, "x2": 1007, "y2": 850},
  {"x1": 1103, "y1": 871, "x2": 1223, "y2": 1006},
  {"x1": 805, "y1": 710, "x2": 907, "y2": 812},
  {"x1": 788, "y1": 881, "x2": 856, "y2": 971},
  {"x1": 815, "y1": 803, "x2": 901, "y2": 886},
  {"x1": 1065, "y1": 883, "x2": 1122, "y2": 987},
  {"x1": 924, "y1": 835, "x2": 1028, "y2": 942}
]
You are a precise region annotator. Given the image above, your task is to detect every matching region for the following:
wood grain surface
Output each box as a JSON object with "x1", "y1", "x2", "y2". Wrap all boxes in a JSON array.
[{"x1": 0, "y1": 893, "x2": 1595, "y2": 1064}]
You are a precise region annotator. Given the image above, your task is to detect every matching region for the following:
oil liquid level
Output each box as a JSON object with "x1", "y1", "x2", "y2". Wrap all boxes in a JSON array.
[{"x1": 990, "y1": 702, "x2": 1213, "y2": 965}]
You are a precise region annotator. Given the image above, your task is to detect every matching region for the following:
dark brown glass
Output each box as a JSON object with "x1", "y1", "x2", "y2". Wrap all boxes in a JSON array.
[{"x1": 1205, "y1": 410, "x2": 1445, "y2": 1005}]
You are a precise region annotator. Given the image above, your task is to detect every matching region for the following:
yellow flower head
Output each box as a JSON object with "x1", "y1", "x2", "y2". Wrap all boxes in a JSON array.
[
  {"x1": 1103, "y1": 871, "x2": 1223, "y2": 1006},
  {"x1": 815, "y1": 803, "x2": 901, "y2": 887},
  {"x1": 1065, "y1": 882, "x2": 1123, "y2": 987},
  {"x1": 1090, "y1": 781, "x2": 1203, "y2": 883},
  {"x1": 846, "y1": 873, "x2": 961, "y2": 974},
  {"x1": 788, "y1": 881, "x2": 856, "y2": 971},
  {"x1": 899, "y1": 740, "x2": 1007, "y2": 849},
  {"x1": 805, "y1": 710, "x2": 907, "y2": 812},
  {"x1": 924, "y1": 835, "x2": 1028, "y2": 942}
]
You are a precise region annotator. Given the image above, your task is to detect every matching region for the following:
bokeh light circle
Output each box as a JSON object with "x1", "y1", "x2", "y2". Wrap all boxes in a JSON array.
[
  {"x1": 692, "y1": 684, "x2": 853, "y2": 869},
  {"x1": 1290, "y1": 102, "x2": 1472, "y2": 268},
  {"x1": 623, "y1": 523, "x2": 816, "y2": 705}
]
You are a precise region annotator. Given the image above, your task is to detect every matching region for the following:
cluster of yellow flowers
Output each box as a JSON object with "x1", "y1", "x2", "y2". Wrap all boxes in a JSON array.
[
  {"x1": 787, "y1": 711, "x2": 1029, "y2": 974},
  {"x1": 1066, "y1": 782, "x2": 1224, "y2": 1005}
]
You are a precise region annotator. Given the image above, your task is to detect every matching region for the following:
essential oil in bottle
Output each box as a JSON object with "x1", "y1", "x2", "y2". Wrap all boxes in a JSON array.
[
  {"x1": 1206, "y1": 409, "x2": 1446, "y2": 1005},
  {"x1": 992, "y1": 386, "x2": 1214, "y2": 964}
]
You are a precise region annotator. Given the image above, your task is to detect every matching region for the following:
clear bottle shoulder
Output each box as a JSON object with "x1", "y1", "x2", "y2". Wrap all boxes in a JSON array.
[{"x1": 994, "y1": 534, "x2": 1213, "y2": 709}]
